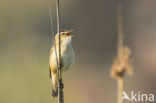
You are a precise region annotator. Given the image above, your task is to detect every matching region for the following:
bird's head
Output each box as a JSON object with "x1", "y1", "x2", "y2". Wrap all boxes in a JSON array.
[{"x1": 55, "y1": 29, "x2": 74, "y2": 44}]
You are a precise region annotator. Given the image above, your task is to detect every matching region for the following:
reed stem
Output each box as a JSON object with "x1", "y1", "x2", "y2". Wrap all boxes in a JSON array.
[
  {"x1": 117, "y1": 2, "x2": 124, "y2": 103},
  {"x1": 118, "y1": 3, "x2": 123, "y2": 60},
  {"x1": 117, "y1": 78, "x2": 124, "y2": 103},
  {"x1": 56, "y1": 0, "x2": 64, "y2": 103}
]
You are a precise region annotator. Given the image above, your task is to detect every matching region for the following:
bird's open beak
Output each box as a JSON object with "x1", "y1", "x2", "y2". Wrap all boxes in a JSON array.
[{"x1": 67, "y1": 30, "x2": 74, "y2": 37}]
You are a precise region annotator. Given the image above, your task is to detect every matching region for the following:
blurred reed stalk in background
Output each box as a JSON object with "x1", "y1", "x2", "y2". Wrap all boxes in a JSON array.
[{"x1": 110, "y1": 2, "x2": 133, "y2": 103}]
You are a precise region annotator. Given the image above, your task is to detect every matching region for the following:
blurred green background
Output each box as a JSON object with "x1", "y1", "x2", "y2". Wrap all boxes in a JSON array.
[{"x1": 0, "y1": 0, "x2": 156, "y2": 103}]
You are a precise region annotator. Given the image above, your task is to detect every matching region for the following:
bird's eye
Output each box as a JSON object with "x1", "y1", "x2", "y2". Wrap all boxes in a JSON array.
[{"x1": 62, "y1": 33, "x2": 65, "y2": 35}]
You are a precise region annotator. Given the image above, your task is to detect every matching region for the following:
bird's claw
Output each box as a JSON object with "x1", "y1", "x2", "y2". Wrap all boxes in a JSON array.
[{"x1": 60, "y1": 83, "x2": 64, "y2": 89}]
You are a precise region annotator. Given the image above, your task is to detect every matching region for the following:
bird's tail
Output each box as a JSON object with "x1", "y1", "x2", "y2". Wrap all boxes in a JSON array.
[
  {"x1": 52, "y1": 85, "x2": 58, "y2": 97},
  {"x1": 51, "y1": 74, "x2": 58, "y2": 97}
]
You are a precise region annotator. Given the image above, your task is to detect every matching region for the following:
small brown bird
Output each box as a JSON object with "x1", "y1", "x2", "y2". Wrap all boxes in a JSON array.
[{"x1": 49, "y1": 30, "x2": 75, "y2": 97}]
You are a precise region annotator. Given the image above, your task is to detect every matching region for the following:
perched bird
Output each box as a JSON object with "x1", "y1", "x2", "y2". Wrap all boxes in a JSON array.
[{"x1": 49, "y1": 30, "x2": 75, "y2": 97}]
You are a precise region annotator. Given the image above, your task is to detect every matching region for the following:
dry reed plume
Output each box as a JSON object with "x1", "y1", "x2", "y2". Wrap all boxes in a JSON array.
[{"x1": 111, "y1": 46, "x2": 133, "y2": 79}]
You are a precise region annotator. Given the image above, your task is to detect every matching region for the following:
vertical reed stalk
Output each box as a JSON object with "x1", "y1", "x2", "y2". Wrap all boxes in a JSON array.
[
  {"x1": 49, "y1": 0, "x2": 64, "y2": 102},
  {"x1": 117, "y1": 78, "x2": 124, "y2": 103},
  {"x1": 111, "y1": 1, "x2": 133, "y2": 103},
  {"x1": 56, "y1": 0, "x2": 64, "y2": 103},
  {"x1": 117, "y1": 3, "x2": 123, "y2": 59},
  {"x1": 117, "y1": 2, "x2": 124, "y2": 103}
]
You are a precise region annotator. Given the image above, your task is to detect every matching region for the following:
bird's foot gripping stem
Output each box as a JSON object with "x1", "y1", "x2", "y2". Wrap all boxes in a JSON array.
[{"x1": 59, "y1": 79, "x2": 64, "y2": 89}]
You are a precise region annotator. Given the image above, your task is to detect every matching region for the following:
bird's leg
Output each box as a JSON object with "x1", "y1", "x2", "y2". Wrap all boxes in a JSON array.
[{"x1": 60, "y1": 61, "x2": 63, "y2": 69}]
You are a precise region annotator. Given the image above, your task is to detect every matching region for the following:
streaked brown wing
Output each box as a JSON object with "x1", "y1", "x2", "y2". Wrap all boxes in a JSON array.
[
  {"x1": 49, "y1": 46, "x2": 54, "y2": 79},
  {"x1": 49, "y1": 66, "x2": 52, "y2": 78}
]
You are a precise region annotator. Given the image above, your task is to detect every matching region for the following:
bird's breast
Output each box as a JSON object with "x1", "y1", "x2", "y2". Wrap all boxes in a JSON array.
[
  {"x1": 61, "y1": 48, "x2": 75, "y2": 71},
  {"x1": 50, "y1": 44, "x2": 75, "y2": 72}
]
